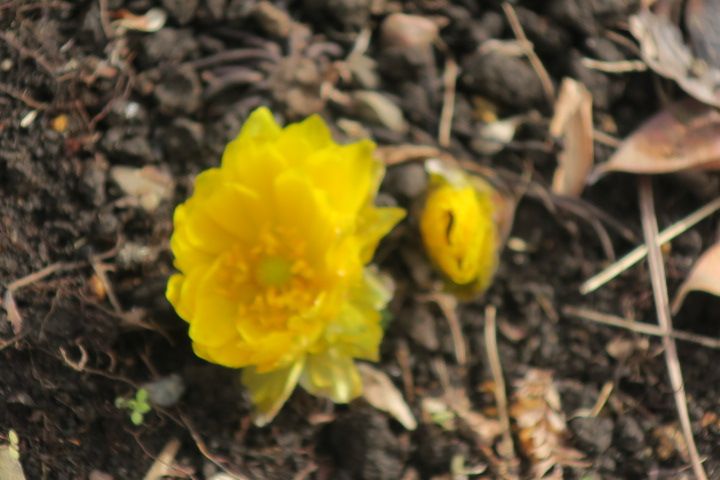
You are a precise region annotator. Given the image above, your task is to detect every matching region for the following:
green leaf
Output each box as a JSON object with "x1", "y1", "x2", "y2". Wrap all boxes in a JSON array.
[{"x1": 130, "y1": 411, "x2": 144, "y2": 425}]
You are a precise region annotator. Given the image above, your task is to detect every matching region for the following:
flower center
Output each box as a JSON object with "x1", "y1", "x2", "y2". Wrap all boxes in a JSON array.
[{"x1": 256, "y1": 256, "x2": 293, "y2": 287}]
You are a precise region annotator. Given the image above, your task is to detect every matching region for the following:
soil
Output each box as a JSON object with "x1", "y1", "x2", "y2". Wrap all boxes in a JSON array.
[{"x1": 1, "y1": 1, "x2": 719, "y2": 479}]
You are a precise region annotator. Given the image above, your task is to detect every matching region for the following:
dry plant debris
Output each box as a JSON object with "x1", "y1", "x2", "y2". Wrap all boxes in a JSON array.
[
  {"x1": 591, "y1": 99, "x2": 720, "y2": 179},
  {"x1": 510, "y1": 369, "x2": 587, "y2": 479},
  {"x1": 672, "y1": 241, "x2": 720, "y2": 313},
  {"x1": 630, "y1": 0, "x2": 720, "y2": 108},
  {"x1": 357, "y1": 363, "x2": 417, "y2": 431},
  {"x1": 549, "y1": 78, "x2": 594, "y2": 197}
]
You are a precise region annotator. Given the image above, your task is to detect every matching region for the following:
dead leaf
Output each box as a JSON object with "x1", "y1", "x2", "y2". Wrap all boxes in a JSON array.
[
  {"x1": 143, "y1": 438, "x2": 181, "y2": 480},
  {"x1": 672, "y1": 242, "x2": 720, "y2": 313},
  {"x1": 630, "y1": 5, "x2": 720, "y2": 108},
  {"x1": 358, "y1": 363, "x2": 417, "y2": 430},
  {"x1": 591, "y1": 99, "x2": 720, "y2": 180},
  {"x1": 685, "y1": 0, "x2": 720, "y2": 69},
  {"x1": 550, "y1": 78, "x2": 594, "y2": 197}
]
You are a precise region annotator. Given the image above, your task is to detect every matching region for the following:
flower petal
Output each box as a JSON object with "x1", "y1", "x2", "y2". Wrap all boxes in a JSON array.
[
  {"x1": 300, "y1": 350, "x2": 362, "y2": 403},
  {"x1": 356, "y1": 206, "x2": 406, "y2": 262},
  {"x1": 237, "y1": 107, "x2": 282, "y2": 142},
  {"x1": 242, "y1": 359, "x2": 305, "y2": 426}
]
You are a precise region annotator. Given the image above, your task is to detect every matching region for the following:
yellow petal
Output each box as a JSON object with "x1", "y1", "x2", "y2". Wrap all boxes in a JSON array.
[
  {"x1": 300, "y1": 350, "x2": 362, "y2": 403},
  {"x1": 237, "y1": 107, "x2": 281, "y2": 142},
  {"x1": 242, "y1": 359, "x2": 305, "y2": 426},
  {"x1": 305, "y1": 140, "x2": 378, "y2": 217},
  {"x1": 202, "y1": 182, "x2": 267, "y2": 243},
  {"x1": 282, "y1": 114, "x2": 333, "y2": 149},
  {"x1": 188, "y1": 264, "x2": 239, "y2": 347},
  {"x1": 356, "y1": 206, "x2": 406, "y2": 263}
]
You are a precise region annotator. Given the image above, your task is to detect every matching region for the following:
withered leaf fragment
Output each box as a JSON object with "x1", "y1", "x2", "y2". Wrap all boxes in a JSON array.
[{"x1": 591, "y1": 99, "x2": 720, "y2": 180}]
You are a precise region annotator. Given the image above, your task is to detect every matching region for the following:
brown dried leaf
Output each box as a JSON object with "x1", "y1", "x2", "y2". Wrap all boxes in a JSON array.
[
  {"x1": 630, "y1": 6, "x2": 720, "y2": 108},
  {"x1": 358, "y1": 363, "x2": 417, "y2": 430},
  {"x1": 591, "y1": 99, "x2": 720, "y2": 179},
  {"x1": 550, "y1": 78, "x2": 594, "y2": 197},
  {"x1": 672, "y1": 242, "x2": 720, "y2": 313}
]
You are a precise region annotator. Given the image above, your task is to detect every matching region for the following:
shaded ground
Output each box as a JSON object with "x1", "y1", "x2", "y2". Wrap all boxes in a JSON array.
[{"x1": 1, "y1": 1, "x2": 720, "y2": 479}]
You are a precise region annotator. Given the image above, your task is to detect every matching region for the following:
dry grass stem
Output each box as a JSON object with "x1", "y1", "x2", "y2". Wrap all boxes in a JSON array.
[
  {"x1": 484, "y1": 305, "x2": 518, "y2": 467},
  {"x1": 638, "y1": 176, "x2": 707, "y2": 480},
  {"x1": 563, "y1": 305, "x2": 720, "y2": 349},
  {"x1": 581, "y1": 58, "x2": 648, "y2": 73},
  {"x1": 501, "y1": 2, "x2": 555, "y2": 106},
  {"x1": 421, "y1": 292, "x2": 467, "y2": 365},
  {"x1": 581, "y1": 196, "x2": 720, "y2": 294},
  {"x1": 438, "y1": 56, "x2": 458, "y2": 147}
]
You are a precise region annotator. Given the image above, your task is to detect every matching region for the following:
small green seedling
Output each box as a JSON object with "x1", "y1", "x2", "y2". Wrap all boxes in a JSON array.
[{"x1": 115, "y1": 388, "x2": 151, "y2": 425}]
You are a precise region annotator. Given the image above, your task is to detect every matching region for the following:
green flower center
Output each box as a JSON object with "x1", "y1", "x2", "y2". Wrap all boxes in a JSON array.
[{"x1": 256, "y1": 256, "x2": 293, "y2": 287}]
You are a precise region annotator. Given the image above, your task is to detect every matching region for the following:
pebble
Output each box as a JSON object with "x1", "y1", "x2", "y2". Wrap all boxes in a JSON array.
[
  {"x1": 330, "y1": 408, "x2": 406, "y2": 480},
  {"x1": 159, "y1": 117, "x2": 204, "y2": 164},
  {"x1": 141, "y1": 28, "x2": 199, "y2": 66},
  {"x1": 570, "y1": 416, "x2": 614, "y2": 452},
  {"x1": 154, "y1": 65, "x2": 201, "y2": 115},
  {"x1": 162, "y1": 0, "x2": 198, "y2": 25},
  {"x1": 461, "y1": 50, "x2": 546, "y2": 110},
  {"x1": 142, "y1": 374, "x2": 185, "y2": 407}
]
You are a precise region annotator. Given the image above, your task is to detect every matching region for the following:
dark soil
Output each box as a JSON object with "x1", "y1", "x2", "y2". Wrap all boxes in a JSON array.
[{"x1": 1, "y1": 1, "x2": 719, "y2": 479}]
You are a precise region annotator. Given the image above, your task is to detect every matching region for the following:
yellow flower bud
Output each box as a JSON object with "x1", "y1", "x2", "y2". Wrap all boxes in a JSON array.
[{"x1": 420, "y1": 160, "x2": 500, "y2": 297}]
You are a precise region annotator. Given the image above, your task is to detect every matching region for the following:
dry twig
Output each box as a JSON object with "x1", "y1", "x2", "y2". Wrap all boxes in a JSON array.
[
  {"x1": 638, "y1": 176, "x2": 707, "y2": 480},
  {"x1": 581, "y1": 196, "x2": 720, "y2": 294},
  {"x1": 484, "y1": 305, "x2": 518, "y2": 474},
  {"x1": 581, "y1": 58, "x2": 648, "y2": 73},
  {"x1": 419, "y1": 292, "x2": 467, "y2": 365},
  {"x1": 501, "y1": 2, "x2": 555, "y2": 106},
  {"x1": 563, "y1": 305, "x2": 720, "y2": 349},
  {"x1": 438, "y1": 56, "x2": 458, "y2": 148}
]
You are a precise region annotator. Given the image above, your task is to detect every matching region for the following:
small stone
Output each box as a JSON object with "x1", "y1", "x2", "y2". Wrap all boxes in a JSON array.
[
  {"x1": 570, "y1": 416, "x2": 614, "y2": 452},
  {"x1": 330, "y1": 408, "x2": 406, "y2": 480},
  {"x1": 88, "y1": 471, "x2": 114, "y2": 480},
  {"x1": 110, "y1": 165, "x2": 174, "y2": 212},
  {"x1": 162, "y1": 0, "x2": 198, "y2": 25},
  {"x1": 616, "y1": 416, "x2": 645, "y2": 452},
  {"x1": 404, "y1": 305, "x2": 439, "y2": 351},
  {"x1": 380, "y1": 13, "x2": 438, "y2": 51},
  {"x1": 141, "y1": 28, "x2": 198, "y2": 66},
  {"x1": 142, "y1": 374, "x2": 185, "y2": 407},
  {"x1": 101, "y1": 126, "x2": 155, "y2": 164},
  {"x1": 154, "y1": 65, "x2": 201, "y2": 115},
  {"x1": 159, "y1": 117, "x2": 204, "y2": 164},
  {"x1": 80, "y1": 158, "x2": 108, "y2": 207},
  {"x1": 302, "y1": 0, "x2": 372, "y2": 33},
  {"x1": 251, "y1": 1, "x2": 292, "y2": 38},
  {"x1": 385, "y1": 163, "x2": 427, "y2": 199},
  {"x1": 205, "y1": 0, "x2": 226, "y2": 20},
  {"x1": 461, "y1": 51, "x2": 546, "y2": 110},
  {"x1": 117, "y1": 242, "x2": 159, "y2": 268}
]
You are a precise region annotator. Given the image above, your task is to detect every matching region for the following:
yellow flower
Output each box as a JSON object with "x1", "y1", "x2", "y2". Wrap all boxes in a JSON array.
[
  {"x1": 166, "y1": 107, "x2": 405, "y2": 424},
  {"x1": 420, "y1": 160, "x2": 499, "y2": 297}
]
